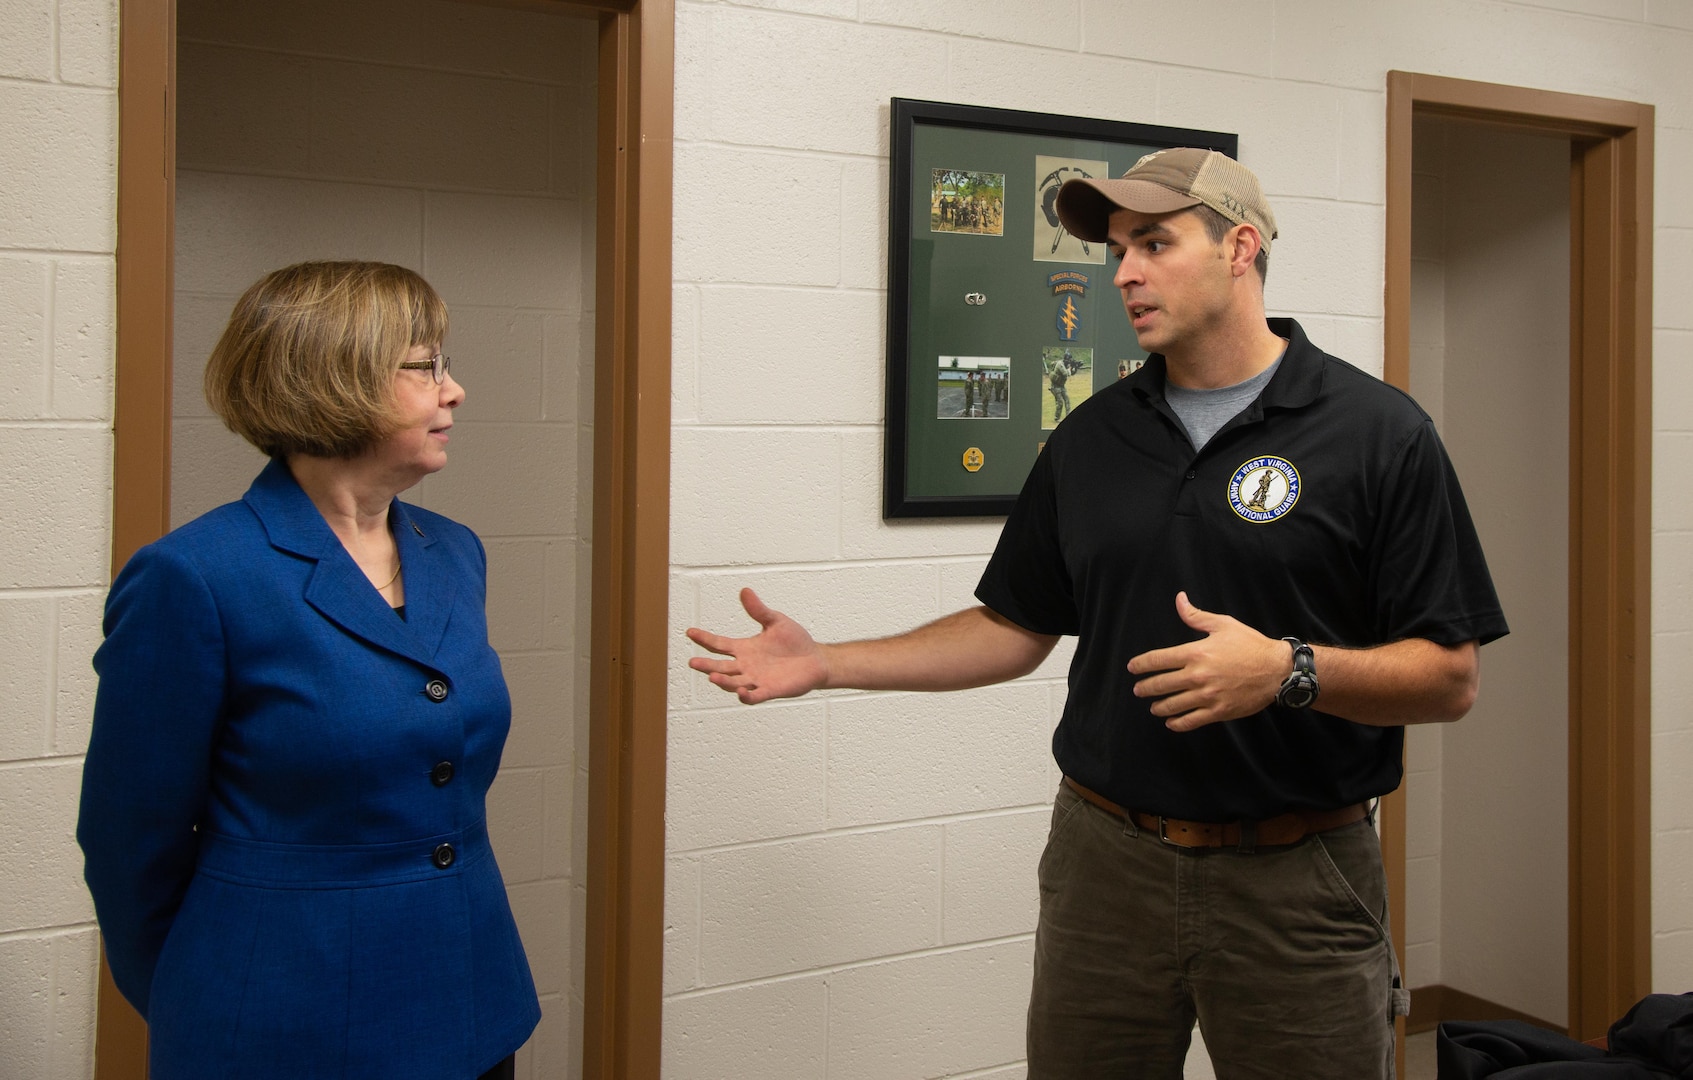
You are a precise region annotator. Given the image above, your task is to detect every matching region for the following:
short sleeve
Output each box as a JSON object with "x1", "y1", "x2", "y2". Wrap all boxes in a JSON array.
[
  {"x1": 975, "y1": 447, "x2": 1080, "y2": 636},
  {"x1": 1369, "y1": 421, "x2": 1509, "y2": 646}
]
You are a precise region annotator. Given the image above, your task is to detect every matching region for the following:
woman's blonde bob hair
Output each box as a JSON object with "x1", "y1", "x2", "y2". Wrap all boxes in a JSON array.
[{"x1": 204, "y1": 261, "x2": 449, "y2": 459}]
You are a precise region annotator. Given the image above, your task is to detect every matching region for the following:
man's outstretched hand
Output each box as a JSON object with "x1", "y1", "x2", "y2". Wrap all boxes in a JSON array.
[
  {"x1": 686, "y1": 588, "x2": 829, "y2": 704},
  {"x1": 1127, "y1": 591, "x2": 1285, "y2": 732}
]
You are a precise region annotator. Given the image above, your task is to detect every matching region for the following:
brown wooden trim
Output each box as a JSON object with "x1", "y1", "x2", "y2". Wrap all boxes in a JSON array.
[
  {"x1": 582, "y1": 2, "x2": 672, "y2": 1079},
  {"x1": 1407, "y1": 984, "x2": 1566, "y2": 1037},
  {"x1": 1382, "y1": 70, "x2": 1652, "y2": 1047}
]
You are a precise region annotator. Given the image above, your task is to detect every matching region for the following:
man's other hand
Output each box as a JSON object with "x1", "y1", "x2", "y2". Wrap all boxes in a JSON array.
[{"x1": 1127, "y1": 591, "x2": 1285, "y2": 732}]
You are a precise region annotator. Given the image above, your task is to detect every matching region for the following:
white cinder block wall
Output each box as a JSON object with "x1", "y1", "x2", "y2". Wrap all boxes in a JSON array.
[
  {"x1": 0, "y1": 0, "x2": 116, "y2": 1074},
  {"x1": 167, "y1": 4, "x2": 597, "y2": 1076},
  {"x1": 668, "y1": 1, "x2": 1693, "y2": 1077}
]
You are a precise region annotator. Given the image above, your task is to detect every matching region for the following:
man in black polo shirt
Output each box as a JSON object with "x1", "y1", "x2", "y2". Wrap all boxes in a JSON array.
[{"x1": 688, "y1": 148, "x2": 1506, "y2": 1080}]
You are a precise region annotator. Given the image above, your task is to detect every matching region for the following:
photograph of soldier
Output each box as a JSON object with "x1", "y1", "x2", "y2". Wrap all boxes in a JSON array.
[
  {"x1": 1033, "y1": 156, "x2": 1110, "y2": 264},
  {"x1": 937, "y1": 356, "x2": 1011, "y2": 419},
  {"x1": 930, "y1": 169, "x2": 1006, "y2": 236},
  {"x1": 1041, "y1": 346, "x2": 1092, "y2": 429}
]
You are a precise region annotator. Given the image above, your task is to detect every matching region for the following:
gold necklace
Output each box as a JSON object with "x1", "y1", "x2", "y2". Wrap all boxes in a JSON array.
[{"x1": 377, "y1": 559, "x2": 402, "y2": 591}]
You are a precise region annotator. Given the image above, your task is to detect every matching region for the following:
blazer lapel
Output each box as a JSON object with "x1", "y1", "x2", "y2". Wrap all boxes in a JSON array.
[{"x1": 244, "y1": 459, "x2": 455, "y2": 672}]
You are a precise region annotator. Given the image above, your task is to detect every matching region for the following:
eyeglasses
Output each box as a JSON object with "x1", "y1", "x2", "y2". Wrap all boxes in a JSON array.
[{"x1": 397, "y1": 353, "x2": 451, "y2": 384}]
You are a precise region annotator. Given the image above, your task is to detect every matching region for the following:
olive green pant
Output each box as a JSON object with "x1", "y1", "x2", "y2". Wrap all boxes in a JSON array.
[{"x1": 1027, "y1": 781, "x2": 1407, "y2": 1079}]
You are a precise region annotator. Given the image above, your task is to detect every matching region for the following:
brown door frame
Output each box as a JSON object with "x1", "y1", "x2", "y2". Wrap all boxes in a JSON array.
[
  {"x1": 1380, "y1": 70, "x2": 1653, "y2": 1049},
  {"x1": 101, "y1": 2, "x2": 673, "y2": 1076}
]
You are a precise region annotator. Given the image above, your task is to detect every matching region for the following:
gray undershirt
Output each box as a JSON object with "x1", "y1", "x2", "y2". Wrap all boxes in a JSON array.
[{"x1": 1163, "y1": 352, "x2": 1283, "y2": 450}]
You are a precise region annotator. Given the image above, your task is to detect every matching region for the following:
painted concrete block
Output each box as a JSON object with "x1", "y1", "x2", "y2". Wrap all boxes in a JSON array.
[
  {"x1": 1651, "y1": 828, "x2": 1693, "y2": 934},
  {"x1": 937, "y1": 556, "x2": 991, "y2": 613},
  {"x1": 1158, "y1": 70, "x2": 1344, "y2": 201},
  {"x1": 542, "y1": 313, "x2": 587, "y2": 424},
  {"x1": 826, "y1": 939, "x2": 1033, "y2": 1080},
  {"x1": 1653, "y1": 929, "x2": 1693, "y2": 995},
  {"x1": 1655, "y1": 532, "x2": 1693, "y2": 634},
  {"x1": 946, "y1": 41, "x2": 1159, "y2": 130},
  {"x1": 700, "y1": 9, "x2": 949, "y2": 157},
  {"x1": 1338, "y1": 88, "x2": 1387, "y2": 206},
  {"x1": 173, "y1": 171, "x2": 423, "y2": 293},
  {"x1": 0, "y1": 595, "x2": 53, "y2": 761},
  {"x1": 1652, "y1": 730, "x2": 1693, "y2": 833},
  {"x1": 1405, "y1": 721, "x2": 1442, "y2": 774},
  {"x1": 0, "y1": 929, "x2": 98, "y2": 1080},
  {"x1": 445, "y1": 307, "x2": 548, "y2": 423},
  {"x1": 505, "y1": 877, "x2": 570, "y2": 996},
  {"x1": 176, "y1": 44, "x2": 313, "y2": 173},
  {"x1": 698, "y1": 286, "x2": 884, "y2": 425},
  {"x1": 542, "y1": 764, "x2": 574, "y2": 882},
  {"x1": 836, "y1": 430, "x2": 1011, "y2": 561},
  {"x1": 692, "y1": 562, "x2": 942, "y2": 649},
  {"x1": 861, "y1": 0, "x2": 1079, "y2": 49},
  {"x1": 675, "y1": 4, "x2": 714, "y2": 142},
  {"x1": 0, "y1": 256, "x2": 48, "y2": 419},
  {"x1": 1261, "y1": 199, "x2": 1385, "y2": 319},
  {"x1": 1271, "y1": 0, "x2": 1405, "y2": 91},
  {"x1": 670, "y1": 427, "x2": 843, "y2": 567},
  {"x1": 171, "y1": 292, "x2": 237, "y2": 421},
  {"x1": 1405, "y1": 772, "x2": 1442, "y2": 861},
  {"x1": 312, "y1": 61, "x2": 551, "y2": 194},
  {"x1": 409, "y1": 421, "x2": 576, "y2": 537},
  {"x1": 59, "y1": 0, "x2": 114, "y2": 87},
  {"x1": 0, "y1": 760, "x2": 95, "y2": 931},
  {"x1": 673, "y1": 285, "x2": 701, "y2": 423},
  {"x1": 169, "y1": 418, "x2": 266, "y2": 529},
  {"x1": 663, "y1": 977, "x2": 827, "y2": 1080},
  {"x1": 1406, "y1": 854, "x2": 1442, "y2": 946},
  {"x1": 697, "y1": 825, "x2": 941, "y2": 984},
  {"x1": 52, "y1": 257, "x2": 113, "y2": 420},
  {"x1": 1406, "y1": 940, "x2": 1440, "y2": 991},
  {"x1": 487, "y1": 765, "x2": 547, "y2": 887},
  {"x1": 665, "y1": 855, "x2": 701, "y2": 995},
  {"x1": 547, "y1": 85, "x2": 591, "y2": 201},
  {"x1": 0, "y1": 83, "x2": 116, "y2": 252},
  {"x1": 416, "y1": 0, "x2": 588, "y2": 86},
  {"x1": 54, "y1": 592, "x2": 104, "y2": 757},
  {"x1": 687, "y1": 0, "x2": 857, "y2": 15},
  {"x1": 1646, "y1": 0, "x2": 1693, "y2": 29},
  {"x1": 484, "y1": 539, "x2": 549, "y2": 651},
  {"x1": 0, "y1": 428, "x2": 110, "y2": 589},
  {"x1": 1654, "y1": 330, "x2": 1693, "y2": 432},
  {"x1": 1514, "y1": 0, "x2": 1646, "y2": 21},
  {"x1": 1652, "y1": 631, "x2": 1693, "y2": 734},
  {"x1": 1654, "y1": 433, "x2": 1693, "y2": 530},
  {"x1": 1084, "y1": 0, "x2": 1276, "y2": 79},
  {"x1": 497, "y1": 653, "x2": 576, "y2": 769},
  {"x1": 670, "y1": 572, "x2": 700, "y2": 710},
  {"x1": 667, "y1": 700, "x2": 828, "y2": 850},
  {"x1": 826, "y1": 683, "x2": 1053, "y2": 827},
  {"x1": 0, "y1": 0, "x2": 54, "y2": 82},
  {"x1": 426, "y1": 191, "x2": 580, "y2": 311},
  {"x1": 178, "y1": 0, "x2": 419, "y2": 67},
  {"x1": 672, "y1": 143, "x2": 843, "y2": 287},
  {"x1": 1655, "y1": 233, "x2": 1693, "y2": 331},
  {"x1": 839, "y1": 159, "x2": 888, "y2": 292},
  {"x1": 942, "y1": 809, "x2": 1046, "y2": 944}
]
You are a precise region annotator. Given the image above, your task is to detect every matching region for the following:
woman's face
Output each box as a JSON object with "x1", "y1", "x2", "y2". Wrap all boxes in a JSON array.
[{"x1": 369, "y1": 342, "x2": 465, "y2": 486}]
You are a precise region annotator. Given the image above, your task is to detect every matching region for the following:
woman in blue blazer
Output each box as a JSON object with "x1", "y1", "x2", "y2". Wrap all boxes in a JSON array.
[{"x1": 78, "y1": 262, "x2": 540, "y2": 1079}]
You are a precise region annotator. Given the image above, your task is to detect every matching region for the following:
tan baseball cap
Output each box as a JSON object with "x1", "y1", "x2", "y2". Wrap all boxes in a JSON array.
[{"x1": 1055, "y1": 147, "x2": 1278, "y2": 254}]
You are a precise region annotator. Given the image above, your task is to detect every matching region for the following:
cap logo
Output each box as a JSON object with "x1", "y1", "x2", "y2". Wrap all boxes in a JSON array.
[
  {"x1": 1228, "y1": 456, "x2": 1300, "y2": 523},
  {"x1": 1217, "y1": 192, "x2": 1249, "y2": 219}
]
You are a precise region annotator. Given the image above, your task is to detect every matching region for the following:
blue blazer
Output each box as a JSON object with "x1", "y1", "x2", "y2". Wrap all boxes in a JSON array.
[{"x1": 78, "y1": 459, "x2": 540, "y2": 1079}]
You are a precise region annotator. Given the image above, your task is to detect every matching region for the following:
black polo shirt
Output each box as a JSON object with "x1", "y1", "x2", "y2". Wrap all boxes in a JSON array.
[{"x1": 977, "y1": 319, "x2": 1508, "y2": 820}]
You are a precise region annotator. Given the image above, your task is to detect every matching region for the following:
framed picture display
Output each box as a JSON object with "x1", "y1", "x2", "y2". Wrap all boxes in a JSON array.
[{"x1": 883, "y1": 99, "x2": 1238, "y2": 518}]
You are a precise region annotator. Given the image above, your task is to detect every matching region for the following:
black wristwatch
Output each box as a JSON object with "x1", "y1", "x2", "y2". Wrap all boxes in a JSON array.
[{"x1": 1277, "y1": 637, "x2": 1320, "y2": 709}]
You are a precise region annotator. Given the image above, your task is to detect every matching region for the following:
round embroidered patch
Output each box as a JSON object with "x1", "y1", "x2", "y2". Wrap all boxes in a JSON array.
[{"x1": 1228, "y1": 456, "x2": 1301, "y2": 523}]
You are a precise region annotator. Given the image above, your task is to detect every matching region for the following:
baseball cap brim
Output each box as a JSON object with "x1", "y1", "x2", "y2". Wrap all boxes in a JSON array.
[{"x1": 1055, "y1": 178, "x2": 1202, "y2": 244}]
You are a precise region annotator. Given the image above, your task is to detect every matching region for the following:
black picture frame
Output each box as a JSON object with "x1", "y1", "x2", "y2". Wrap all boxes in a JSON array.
[{"x1": 883, "y1": 99, "x2": 1238, "y2": 518}]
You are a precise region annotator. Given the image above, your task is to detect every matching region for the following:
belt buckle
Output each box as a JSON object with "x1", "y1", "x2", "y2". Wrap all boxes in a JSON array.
[{"x1": 1156, "y1": 816, "x2": 1180, "y2": 847}]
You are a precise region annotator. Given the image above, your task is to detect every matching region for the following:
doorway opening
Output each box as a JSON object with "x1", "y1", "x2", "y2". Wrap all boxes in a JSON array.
[
  {"x1": 104, "y1": 2, "x2": 673, "y2": 1078},
  {"x1": 1380, "y1": 71, "x2": 1654, "y2": 1054}
]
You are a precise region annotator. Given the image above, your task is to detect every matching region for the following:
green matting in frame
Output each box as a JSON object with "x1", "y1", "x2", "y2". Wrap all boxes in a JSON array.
[{"x1": 883, "y1": 99, "x2": 1237, "y2": 518}]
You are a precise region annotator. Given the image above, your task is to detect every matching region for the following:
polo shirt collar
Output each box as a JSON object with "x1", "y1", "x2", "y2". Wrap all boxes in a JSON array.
[{"x1": 1132, "y1": 317, "x2": 1324, "y2": 415}]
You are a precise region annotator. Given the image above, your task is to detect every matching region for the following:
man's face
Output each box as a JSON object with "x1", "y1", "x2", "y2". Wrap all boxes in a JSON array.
[{"x1": 1106, "y1": 206, "x2": 1236, "y2": 356}]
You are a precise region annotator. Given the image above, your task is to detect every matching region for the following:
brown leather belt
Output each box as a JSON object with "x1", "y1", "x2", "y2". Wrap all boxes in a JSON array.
[{"x1": 1062, "y1": 776, "x2": 1368, "y2": 849}]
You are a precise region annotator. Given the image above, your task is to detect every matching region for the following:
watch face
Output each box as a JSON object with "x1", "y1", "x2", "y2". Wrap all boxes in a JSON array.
[{"x1": 1278, "y1": 674, "x2": 1319, "y2": 709}]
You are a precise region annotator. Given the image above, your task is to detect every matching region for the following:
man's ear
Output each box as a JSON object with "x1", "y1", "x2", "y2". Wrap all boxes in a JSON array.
[{"x1": 1228, "y1": 224, "x2": 1263, "y2": 278}]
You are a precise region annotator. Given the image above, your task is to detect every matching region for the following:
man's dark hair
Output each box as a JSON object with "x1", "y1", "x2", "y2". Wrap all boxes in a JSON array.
[{"x1": 1191, "y1": 205, "x2": 1269, "y2": 283}]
